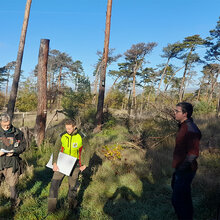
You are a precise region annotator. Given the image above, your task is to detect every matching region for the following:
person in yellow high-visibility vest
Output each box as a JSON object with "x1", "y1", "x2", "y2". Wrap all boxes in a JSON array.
[{"x1": 48, "y1": 119, "x2": 86, "y2": 213}]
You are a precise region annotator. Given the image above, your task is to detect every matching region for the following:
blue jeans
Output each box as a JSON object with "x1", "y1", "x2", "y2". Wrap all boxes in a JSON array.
[{"x1": 171, "y1": 170, "x2": 196, "y2": 220}]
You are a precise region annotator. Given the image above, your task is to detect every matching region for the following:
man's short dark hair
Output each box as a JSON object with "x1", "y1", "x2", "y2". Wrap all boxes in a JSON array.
[
  {"x1": 64, "y1": 119, "x2": 76, "y2": 127},
  {"x1": 176, "y1": 102, "x2": 193, "y2": 118}
]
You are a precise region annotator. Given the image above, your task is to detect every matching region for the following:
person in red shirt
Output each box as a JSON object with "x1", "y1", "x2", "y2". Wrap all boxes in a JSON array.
[{"x1": 172, "y1": 102, "x2": 201, "y2": 220}]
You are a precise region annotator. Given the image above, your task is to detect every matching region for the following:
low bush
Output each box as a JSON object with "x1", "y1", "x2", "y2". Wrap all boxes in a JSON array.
[{"x1": 194, "y1": 101, "x2": 216, "y2": 115}]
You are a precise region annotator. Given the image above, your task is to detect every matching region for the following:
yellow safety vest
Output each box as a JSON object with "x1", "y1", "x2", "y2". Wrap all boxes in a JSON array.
[{"x1": 60, "y1": 132, "x2": 82, "y2": 159}]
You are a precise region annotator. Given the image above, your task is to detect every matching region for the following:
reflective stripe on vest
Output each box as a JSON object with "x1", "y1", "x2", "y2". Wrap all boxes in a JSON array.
[{"x1": 61, "y1": 133, "x2": 82, "y2": 159}]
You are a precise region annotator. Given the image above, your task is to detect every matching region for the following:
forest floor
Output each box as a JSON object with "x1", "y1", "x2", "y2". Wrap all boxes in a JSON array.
[{"x1": 0, "y1": 110, "x2": 219, "y2": 220}]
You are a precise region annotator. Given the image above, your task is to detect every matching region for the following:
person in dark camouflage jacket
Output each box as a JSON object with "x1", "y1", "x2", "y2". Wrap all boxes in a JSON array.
[{"x1": 0, "y1": 113, "x2": 26, "y2": 209}]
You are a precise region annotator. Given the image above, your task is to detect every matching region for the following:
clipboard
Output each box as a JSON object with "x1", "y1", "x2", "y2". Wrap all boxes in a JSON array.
[{"x1": 46, "y1": 152, "x2": 77, "y2": 176}]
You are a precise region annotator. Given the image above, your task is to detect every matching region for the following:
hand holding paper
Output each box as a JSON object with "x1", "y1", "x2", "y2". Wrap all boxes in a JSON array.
[
  {"x1": 53, "y1": 163, "x2": 59, "y2": 172},
  {"x1": 0, "y1": 150, "x2": 5, "y2": 156},
  {"x1": 1, "y1": 148, "x2": 13, "y2": 153},
  {"x1": 80, "y1": 165, "x2": 86, "y2": 172},
  {"x1": 6, "y1": 150, "x2": 14, "y2": 157},
  {"x1": 46, "y1": 152, "x2": 77, "y2": 176}
]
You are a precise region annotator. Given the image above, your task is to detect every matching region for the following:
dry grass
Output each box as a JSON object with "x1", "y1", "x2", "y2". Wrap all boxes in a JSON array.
[{"x1": 0, "y1": 111, "x2": 219, "y2": 220}]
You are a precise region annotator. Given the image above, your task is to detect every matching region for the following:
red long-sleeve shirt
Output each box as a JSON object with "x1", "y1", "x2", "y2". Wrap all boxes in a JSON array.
[{"x1": 172, "y1": 118, "x2": 201, "y2": 169}]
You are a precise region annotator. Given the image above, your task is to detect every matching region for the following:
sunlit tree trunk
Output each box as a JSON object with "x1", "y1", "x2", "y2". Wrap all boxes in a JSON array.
[
  {"x1": 140, "y1": 90, "x2": 145, "y2": 116},
  {"x1": 197, "y1": 88, "x2": 201, "y2": 101},
  {"x1": 164, "y1": 65, "x2": 184, "y2": 92},
  {"x1": 92, "y1": 62, "x2": 102, "y2": 105},
  {"x1": 127, "y1": 89, "x2": 132, "y2": 116},
  {"x1": 208, "y1": 73, "x2": 219, "y2": 103},
  {"x1": 131, "y1": 60, "x2": 142, "y2": 112},
  {"x1": 205, "y1": 85, "x2": 210, "y2": 101},
  {"x1": 95, "y1": 0, "x2": 112, "y2": 132},
  {"x1": 179, "y1": 48, "x2": 193, "y2": 102},
  {"x1": 108, "y1": 75, "x2": 120, "y2": 95},
  {"x1": 57, "y1": 66, "x2": 63, "y2": 108},
  {"x1": 197, "y1": 76, "x2": 205, "y2": 101},
  {"x1": 146, "y1": 87, "x2": 152, "y2": 110},
  {"x1": 217, "y1": 95, "x2": 220, "y2": 118},
  {"x1": 7, "y1": 0, "x2": 32, "y2": 119},
  {"x1": 179, "y1": 64, "x2": 188, "y2": 102},
  {"x1": 35, "y1": 39, "x2": 49, "y2": 146},
  {"x1": 4, "y1": 73, "x2": 10, "y2": 106},
  {"x1": 132, "y1": 74, "x2": 136, "y2": 111},
  {"x1": 156, "y1": 58, "x2": 170, "y2": 96}
]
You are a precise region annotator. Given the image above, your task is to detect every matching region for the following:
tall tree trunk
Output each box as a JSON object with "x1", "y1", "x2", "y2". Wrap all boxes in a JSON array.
[
  {"x1": 197, "y1": 77, "x2": 205, "y2": 101},
  {"x1": 127, "y1": 89, "x2": 132, "y2": 116},
  {"x1": 156, "y1": 57, "x2": 170, "y2": 96},
  {"x1": 4, "y1": 73, "x2": 10, "y2": 106},
  {"x1": 140, "y1": 90, "x2": 145, "y2": 116},
  {"x1": 57, "y1": 66, "x2": 63, "y2": 108},
  {"x1": 205, "y1": 85, "x2": 210, "y2": 101},
  {"x1": 132, "y1": 74, "x2": 136, "y2": 110},
  {"x1": 92, "y1": 61, "x2": 102, "y2": 105},
  {"x1": 164, "y1": 65, "x2": 184, "y2": 92},
  {"x1": 35, "y1": 39, "x2": 49, "y2": 146},
  {"x1": 208, "y1": 73, "x2": 219, "y2": 103},
  {"x1": 108, "y1": 75, "x2": 120, "y2": 94},
  {"x1": 58, "y1": 66, "x2": 63, "y2": 91},
  {"x1": 131, "y1": 59, "x2": 144, "y2": 111},
  {"x1": 217, "y1": 95, "x2": 220, "y2": 118},
  {"x1": 121, "y1": 101, "x2": 125, "y2": 110},
  {"x1": 7, "y1": 0, "x2": 32, "y2": 119},
  {"x1": 182, "y1": 66, "x2": 192, "y2": 100},
  {"x1": 197, "y1": 87, "x2": 201, "y2": 101},
  {"x1": 179, "y1": 48, "x2": 193, "y2": 102},
  {"x1": 47, "y1": 70, "x2": 52, "y2": 109},
  {"x1": 179, "y1": 63, "x2": 189, "y2": 102},
  {"x1": 146, "y1": 87, "x2": 152, "y2": 110},
  {"x1": 121, "y1": 83, "x2": 130, "y2": 110},
  {"x1": 95, "y1": 0, "x2": 112, "y2": 132},
  {"x1": 209, "y1": 84, "x2": 214, "y2": 102},
  {"x1": 75, "y1": 74, "x2": 79, "y2": 92}
]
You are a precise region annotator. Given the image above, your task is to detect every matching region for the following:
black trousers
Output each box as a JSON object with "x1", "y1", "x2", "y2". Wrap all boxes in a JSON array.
[
  {"x1": 49, "y1": 166, "x2": 80, "y2": 200},
  {"x1": 171, "y1": 170, "x2": 196, "y2": 220}
]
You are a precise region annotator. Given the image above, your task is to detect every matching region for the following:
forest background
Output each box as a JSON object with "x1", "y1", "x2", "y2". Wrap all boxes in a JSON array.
[{"x1": 0, "y1": 0, "x2": 220, "y2": 220}]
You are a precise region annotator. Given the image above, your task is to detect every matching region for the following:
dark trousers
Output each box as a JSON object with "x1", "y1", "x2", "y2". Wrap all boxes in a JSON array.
[
  {"x1": 171, "y1": 170, "x2": 196, "y2": 220},
  {"x1": 49, "y1": 166, "x2": 80, "y2": 200}
]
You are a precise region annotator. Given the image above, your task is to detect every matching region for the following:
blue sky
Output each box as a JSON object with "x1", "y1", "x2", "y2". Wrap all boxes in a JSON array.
[{"x1": 0, "y1": 0, "x2": 219, "y2": 89}]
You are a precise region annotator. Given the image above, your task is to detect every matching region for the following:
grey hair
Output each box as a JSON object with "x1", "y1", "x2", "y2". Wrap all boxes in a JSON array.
[{"x1": 0, "y1": 113, "x2": 11, "y2": 122}]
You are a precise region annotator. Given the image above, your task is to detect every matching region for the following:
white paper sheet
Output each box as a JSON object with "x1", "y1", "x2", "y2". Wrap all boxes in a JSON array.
[
  {"x1": 46, "y1": 152, "x2": 77, "y2": 176},
  {"x1": 0, "y1": 148, "x2": 12, "y2": 153}
]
